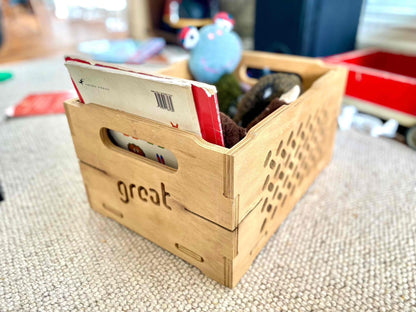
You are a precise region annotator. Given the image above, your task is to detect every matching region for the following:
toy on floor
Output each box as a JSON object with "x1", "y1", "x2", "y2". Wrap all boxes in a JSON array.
[
  {"x1": 77, "y1": 38, "x2": 166, "y2": 64},
  {"x1": 233, "y1": 73, "x2": 303, "y2": 127},
  {"x1": 179, "y1": 12, "x2": 242, "y2": 84},
  {"x1": 338, "y1": 105, "x2": 399, "y2": 138},
  {"x1": 5, "y1": 91, "x2": 76, "y2": 118},
  {"x1": 0, "y1": 72, "x2": 12, "y2": 82}
]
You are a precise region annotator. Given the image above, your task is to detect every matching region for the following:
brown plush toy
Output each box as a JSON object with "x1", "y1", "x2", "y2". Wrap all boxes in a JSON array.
[
  {"x1": 233, "y1": 73, "x2": 302, "y2": 127},
  {"x1": 221, "y1": 79, "x2": 302, "y2": 148},
  {"x1": 220, "y1": 112, "x2": 246, "y2": 148},
  {"x1": 246, "y1": 98, "x2": 288, "y2": 131}
]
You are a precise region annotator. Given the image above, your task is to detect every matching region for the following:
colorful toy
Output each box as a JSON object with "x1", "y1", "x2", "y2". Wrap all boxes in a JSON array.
[
  {"x1": 0, "y1": 72, "x2": 12, "y2": 82},
  {"x1": 77, "y1": 38, "x2": 166, "y2": 64},
  {"x1": 325, "y1": 49, "x2": 416, "y2": 149},
  {"x1": 179, "y1": 12, "x2": 242, "y2": 84}
]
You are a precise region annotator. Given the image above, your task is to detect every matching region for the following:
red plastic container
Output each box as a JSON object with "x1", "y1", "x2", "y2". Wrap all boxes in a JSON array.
[{"x1": 325, "y1": 49, "x2": 416, "y2": 129}]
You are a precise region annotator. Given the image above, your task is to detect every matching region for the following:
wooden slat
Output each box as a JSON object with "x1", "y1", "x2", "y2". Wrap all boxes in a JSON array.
[
  {"x1": 65, "y1": 100, "x2": 237, "y2": 230},
  {"x1": 235, "y1": 50, "x2": 330, "y2": 90},
  {"x1": 80, "y1": 161, "x2": 237, "y2": 285}
]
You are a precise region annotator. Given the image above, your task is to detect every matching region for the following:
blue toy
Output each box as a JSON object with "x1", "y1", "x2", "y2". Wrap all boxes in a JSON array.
[{"x1": 179, "y1": 12, "x2": 242, "y2": 84}]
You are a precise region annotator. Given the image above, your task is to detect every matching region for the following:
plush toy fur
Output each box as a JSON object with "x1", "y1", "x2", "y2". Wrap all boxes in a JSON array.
[
  {"x1": 246, "y1": 98, "x2": 288, "y2": 131},
  {"x1": 220, "y1": 112, "x2": 246, "y2": 148},
  {"x1": 214, "y1": 73, "x2": 243, "y2": 114},
  {"x1": 233, "y1": 73, "x2": 302, "y2": 127},
  {"x1": 190, "y1": 25, "x2": 241, "y2": 84},
  {"x1": 179, "y1": 12, "x2": 242, "y2": 84},
  {"x1": 224, "y1": 82, "x2": 302, "y2": 147}
]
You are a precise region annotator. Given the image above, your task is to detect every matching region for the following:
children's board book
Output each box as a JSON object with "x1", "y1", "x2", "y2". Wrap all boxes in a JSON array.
[{"x1": 65, "y1": 56, "x2": 224, "y2": 168}]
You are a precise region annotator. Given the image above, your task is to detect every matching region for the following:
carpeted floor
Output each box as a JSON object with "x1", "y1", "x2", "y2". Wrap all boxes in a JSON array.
[{"x1": 0, "y1": 57, "x2": 416, "y2": 311}]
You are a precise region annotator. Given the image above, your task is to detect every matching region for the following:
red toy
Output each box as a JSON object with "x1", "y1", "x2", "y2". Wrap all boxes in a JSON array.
[{"x1": 325, "y1": 49, "x2": 416, "y2": 148}]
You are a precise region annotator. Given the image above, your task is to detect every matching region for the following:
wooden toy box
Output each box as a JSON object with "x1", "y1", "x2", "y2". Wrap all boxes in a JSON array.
[{"x1": 64, "y1": 51, "x2": 347, "y2": 288}]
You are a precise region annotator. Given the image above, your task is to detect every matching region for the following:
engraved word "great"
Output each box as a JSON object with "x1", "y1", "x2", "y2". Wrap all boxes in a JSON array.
[{"x1": 117, "y1": 181, "x2": 171, "y2": 210}]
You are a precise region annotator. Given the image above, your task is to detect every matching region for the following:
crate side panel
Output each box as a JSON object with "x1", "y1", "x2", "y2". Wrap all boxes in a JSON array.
[
  {"x1": 228, "y1": 68, "x2": 347, "y2": 287},
  {"x1": 65, "y1": 100, "x2": 236, "y2": 230},
  {"x1": 79, "y1": 161, "x2": 236, "y2": 284},
  {"x1": 232, "y1": 68, "x2": 346, "y2": 224}
]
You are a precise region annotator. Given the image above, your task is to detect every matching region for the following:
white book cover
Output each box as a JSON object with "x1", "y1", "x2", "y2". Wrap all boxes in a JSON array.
[{"x1": 65, "y1": 60, "x2": 202, "y2": 136}]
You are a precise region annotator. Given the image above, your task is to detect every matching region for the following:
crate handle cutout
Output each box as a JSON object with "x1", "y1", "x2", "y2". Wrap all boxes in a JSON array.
[
  {"x1": 102, "y1": 203, "x2": 124, "y2": 218},
  {"x1": 100, "y1": 128, "x2": 179, "y2": 170},
  {"x1": 175, "y1": 243, "x2": 204, "y2": 262},
  {"x1": 235, "y1": 51, "x2": 329, "y2": 90},
  {"x1": 237, "y1": 65, "x2": 303, "y2": 88}
]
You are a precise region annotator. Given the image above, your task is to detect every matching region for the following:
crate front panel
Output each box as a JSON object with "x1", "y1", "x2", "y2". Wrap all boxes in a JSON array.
[
  {"x1": 79, "y1": 161, "x2": 237, "y2": 286},
  {"x1": 65, "y1": 100, "x2": 236, "y2": 230}
]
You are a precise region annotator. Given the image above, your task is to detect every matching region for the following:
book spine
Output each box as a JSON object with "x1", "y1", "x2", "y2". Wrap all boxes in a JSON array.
[{"x1": 191, "y1": 85, "x2": 224, "y2": 147}]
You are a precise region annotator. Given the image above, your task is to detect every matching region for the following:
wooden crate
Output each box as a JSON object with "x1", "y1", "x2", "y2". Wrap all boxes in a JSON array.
[{"x1": 64, "y1": 51, "x2": 347, "y2": 288}]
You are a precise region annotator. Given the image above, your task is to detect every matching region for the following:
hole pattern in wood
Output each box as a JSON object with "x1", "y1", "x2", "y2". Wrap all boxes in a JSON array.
[{"x1": 259, "y1": 108, "x2": 330, "y2": 233}]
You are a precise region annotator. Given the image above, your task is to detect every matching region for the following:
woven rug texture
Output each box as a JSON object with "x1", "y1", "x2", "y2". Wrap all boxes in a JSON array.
[{"x1": 0, "y1": 57, "x2": 416, "y2": 311}]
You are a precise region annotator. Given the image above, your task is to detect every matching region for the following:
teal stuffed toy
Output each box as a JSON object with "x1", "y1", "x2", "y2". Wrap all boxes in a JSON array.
[{"x1": 179, "y1": 12, "x2": 242, "y2": 84}]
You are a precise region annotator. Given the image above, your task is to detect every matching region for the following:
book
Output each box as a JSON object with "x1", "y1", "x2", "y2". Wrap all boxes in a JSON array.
[
  {"x1": 65, "y1": 56, "x2": 224, "y2": 146},
  {"x1": 64, "y1": 56, "x2": 224, "y2": 167}
]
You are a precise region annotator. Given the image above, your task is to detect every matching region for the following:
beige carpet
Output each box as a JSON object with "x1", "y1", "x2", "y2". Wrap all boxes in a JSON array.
[{"x1": 1, "y1": 57, "x2": 416, "y2": 311}]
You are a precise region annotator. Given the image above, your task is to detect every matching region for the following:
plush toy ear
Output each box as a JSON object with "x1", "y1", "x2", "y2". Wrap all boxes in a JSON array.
[
  {"x1": 178, "y1": 26, "x2": 200, "y2": 50},
  {"x1": 213, "y1": 12, "x2": 235, "y2": 31}
]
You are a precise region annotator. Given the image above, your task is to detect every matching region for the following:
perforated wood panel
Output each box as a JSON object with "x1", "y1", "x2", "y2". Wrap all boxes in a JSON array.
[
  {"x1": 258, "y1": 106, "x2": 333, "y2": 234},
  {"x1": 232, "y1": 94, "x2": 342, "y2": 286}
]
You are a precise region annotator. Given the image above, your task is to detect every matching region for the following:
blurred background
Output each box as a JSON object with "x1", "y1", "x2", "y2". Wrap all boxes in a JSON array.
[
  {"x1": 0, "y1": 0, "x2": 415, "y2": 63},
  {"x1": 0, "y1": 0, "x2": 415, "y2": 146}
]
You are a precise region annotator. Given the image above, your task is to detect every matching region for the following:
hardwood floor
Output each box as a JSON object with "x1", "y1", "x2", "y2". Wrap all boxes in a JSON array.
[{"x1": 0, "y1": 2, "x2": 127, "y2": 64}]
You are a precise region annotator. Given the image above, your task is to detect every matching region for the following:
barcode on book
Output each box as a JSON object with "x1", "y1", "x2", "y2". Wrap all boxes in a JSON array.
[{"x1": 151, "y1": 90, "x2": 175, "y2": 112}]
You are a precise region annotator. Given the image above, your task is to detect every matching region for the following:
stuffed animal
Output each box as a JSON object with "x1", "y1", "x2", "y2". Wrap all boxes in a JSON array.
[
  {"x1": 233, "y1": 73, "x2": 303, "y2": 127},
  {"x1": 220, "y1": 112, "x2": 246, "y2": 148},
  {"x1": 179, "y1": 12, "x2": 242, "y2": 84},
  {"x1": 214, "y1": 73, "x2": 243, "y2": 114},
  {"x1": 246, "y1": 85, "x2": 301, "y2": 131}
]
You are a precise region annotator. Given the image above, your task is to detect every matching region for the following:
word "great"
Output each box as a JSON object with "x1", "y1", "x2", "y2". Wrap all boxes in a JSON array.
[{"x1": 117, "y1": 181, "x2": 171, "y2": 210}]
